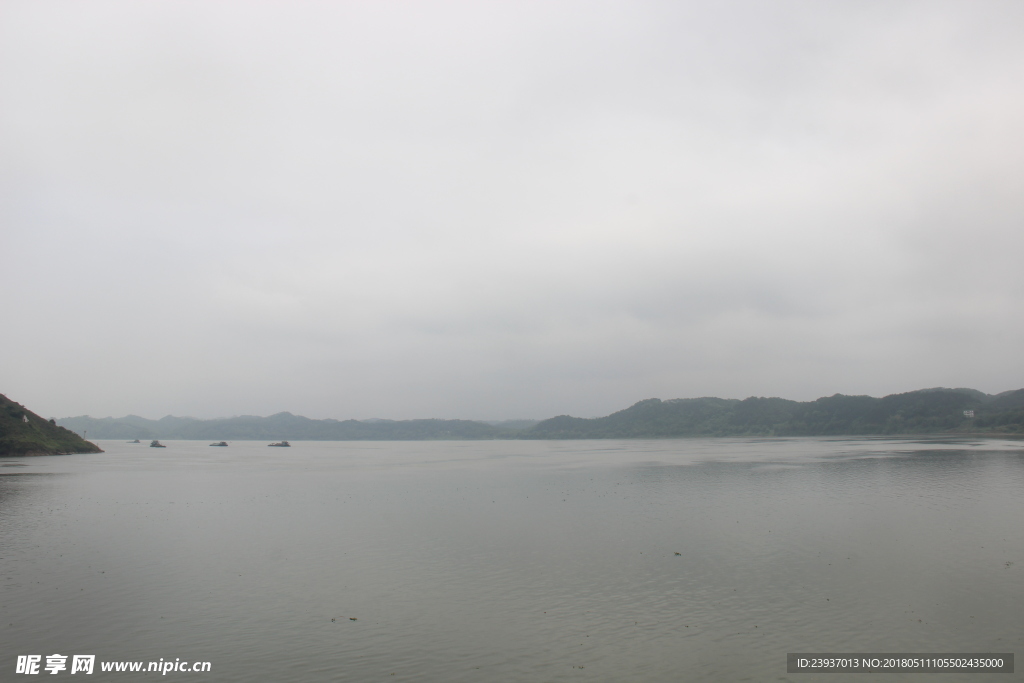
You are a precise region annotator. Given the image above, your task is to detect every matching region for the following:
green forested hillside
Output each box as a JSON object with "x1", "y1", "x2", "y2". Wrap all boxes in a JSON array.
[
  {"x1": 0, "y1": 394, "x2": 103, "y2": 455},
  {"x1": 525, "y1": 388, "x2": 1024, "y2": 438}
]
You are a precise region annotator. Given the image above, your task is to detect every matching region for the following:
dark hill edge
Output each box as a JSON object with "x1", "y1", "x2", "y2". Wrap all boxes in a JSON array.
[
  {"x1": 525, "y1": 388, "x2": 1024, "y2": 438},
  {"x1": 56, "y1": 387, "x2": 1024, "y2": 442},
  {"x1": 0, "y1": 394, "x2": 103, "y2": 455}
]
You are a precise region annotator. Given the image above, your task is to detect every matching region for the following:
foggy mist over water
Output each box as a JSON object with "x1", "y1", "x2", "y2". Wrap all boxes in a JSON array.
[{"x1": 3, "y1": 1, "x2": 1024, "y2": 420}]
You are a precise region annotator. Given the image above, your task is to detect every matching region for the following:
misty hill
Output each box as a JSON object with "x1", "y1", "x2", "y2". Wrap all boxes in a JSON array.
[
  {"x1": 0, "y1": 394, "x2": 102, "y2": 455},
  {"x1": 524, "y1": 388, "x2": 1024, "y2": 438},
  {"x1": 57, "y1": 387, "x2": 1024, "y2": 442},
  {"x1": 57, "y1": 412, "x2": 516, "y2": 441}
]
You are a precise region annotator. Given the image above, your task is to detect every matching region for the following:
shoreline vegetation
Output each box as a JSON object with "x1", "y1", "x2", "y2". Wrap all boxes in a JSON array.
[
  {"x1": 0, "y1": 394, "x2": 103, "y2": 456},
  {"x1": 56, "y1": 387, "x2": 1024, "y2": 442}
]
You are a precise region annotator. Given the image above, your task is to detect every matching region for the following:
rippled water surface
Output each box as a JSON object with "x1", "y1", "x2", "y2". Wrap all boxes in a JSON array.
[{"x1": 2, "y1": 438, "x2": 1022, "y2": 681}]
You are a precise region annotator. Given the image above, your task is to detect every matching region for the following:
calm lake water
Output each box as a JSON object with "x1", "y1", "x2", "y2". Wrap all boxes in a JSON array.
[{"x1": 2, "y1": 438, "x2": 1022, "y2": 681}]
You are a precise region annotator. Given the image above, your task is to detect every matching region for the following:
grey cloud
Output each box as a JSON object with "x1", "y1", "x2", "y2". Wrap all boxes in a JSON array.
[{"x1": 2, "y1": 0, "x2": 1023, "y2": 421}]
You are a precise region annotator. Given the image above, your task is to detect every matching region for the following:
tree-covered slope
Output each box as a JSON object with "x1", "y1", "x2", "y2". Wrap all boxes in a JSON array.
[
  {"x1": 0, "y1": 394, "x2": 103, "y2": 455},
  {"x1": 526, "y1": 388, "x2": 1024, "y2": 438}
]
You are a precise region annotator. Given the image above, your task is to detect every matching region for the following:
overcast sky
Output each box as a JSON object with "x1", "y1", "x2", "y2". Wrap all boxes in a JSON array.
[{"x1": 3, "y1": 1, "x2": 1023, "y2": 421}]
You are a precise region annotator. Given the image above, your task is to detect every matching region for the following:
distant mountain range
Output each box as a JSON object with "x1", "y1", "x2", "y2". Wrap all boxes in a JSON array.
[
  {"x1": 57, "y1": 412, "x2": 522, "y2": 441},
  {"x1": 57, "y1": 387, "x2": 1024, "y2": 441}
]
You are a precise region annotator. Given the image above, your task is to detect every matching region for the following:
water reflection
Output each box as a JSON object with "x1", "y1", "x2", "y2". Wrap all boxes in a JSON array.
[{"x1": 1, "y1": 439, "x2": 1021, "y2": 682}]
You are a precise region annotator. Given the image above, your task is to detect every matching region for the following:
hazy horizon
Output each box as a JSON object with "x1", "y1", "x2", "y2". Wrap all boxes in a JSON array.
[
  {"x1": 4, "y1": 1, "x2": 1024, "y2": 421},
  {"x1": 49, "y1": 384, "x2": 1022, "y2": 423}
]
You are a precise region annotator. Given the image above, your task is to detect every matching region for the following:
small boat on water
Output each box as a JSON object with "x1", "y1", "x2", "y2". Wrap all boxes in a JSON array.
[
  {"x1": 129, "y1": 439, "x2": 141, "y2": 443},
  {"x1": 210, "y1": 441, "x2": 228, "y2": 447},
  {"x1": 150, "y1": 440, "x2": 166, "y2": 448},
  {"x1": 268, "y1": 441, "x2": 291, "y2": 447}
]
